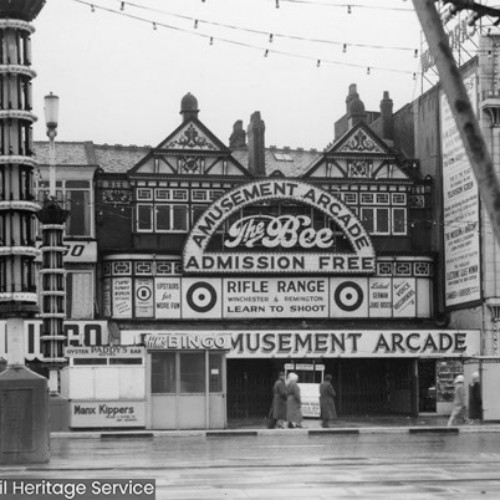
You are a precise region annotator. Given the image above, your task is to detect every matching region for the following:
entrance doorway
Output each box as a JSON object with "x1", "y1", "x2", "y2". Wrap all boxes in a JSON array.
[
  {"x1": 418, "y1": 359, "x2": 437, "y2": 412},
  {"x1": 150, "y1": 350, "x2": 226, "y2": 429}
]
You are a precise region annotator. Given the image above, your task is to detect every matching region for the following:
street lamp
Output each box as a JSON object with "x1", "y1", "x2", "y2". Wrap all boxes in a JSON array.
[
  {"x1": 44, "y1": 92, "x2": 59, "y2": 198},
  {"x1": 38, "y1": 92, "x2": 68, "y2": 392}
]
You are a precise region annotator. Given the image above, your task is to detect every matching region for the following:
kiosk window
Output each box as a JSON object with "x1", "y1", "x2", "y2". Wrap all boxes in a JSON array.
[
  {"x1": 151, "y1": 352, "x2": 176, "y2": 393},
  {"x1": 180, "y1": 353, "x2": 205, "y2": 393},
  {"x1": 209, "y1": 353, "x2": 223, "y2": 393}
]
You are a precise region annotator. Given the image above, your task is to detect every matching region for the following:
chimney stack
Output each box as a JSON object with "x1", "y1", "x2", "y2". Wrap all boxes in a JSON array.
[
  {"x1": 346, "y1": 83, "x2": 359, "y2": 112},
  {"x1": 247, "y1": 111, "x2": 266, "y2": 176},
  {"x1": 229, "y1": 120, "x2": 246, "y2": 149},
  {"x1": 380, "y1": 91, "x2": 394, "y2": 140}
]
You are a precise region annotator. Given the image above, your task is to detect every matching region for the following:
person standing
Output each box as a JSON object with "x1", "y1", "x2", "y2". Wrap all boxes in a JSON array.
[
  {"x1": 468, "y1": 371, "x2": 482, "y2": 424},
  {"x1": 286, "y1": 372, "x2": 303, "y2": 428},
  {"x1": 268, "y1": 371, "x2": 288, "y2": 429},
  {"x1": 447, "y1": 374, "x2": 467, "y2": 426},
  {"x1": 319, "y1": 374, "x2": 337, "y2": 428}
]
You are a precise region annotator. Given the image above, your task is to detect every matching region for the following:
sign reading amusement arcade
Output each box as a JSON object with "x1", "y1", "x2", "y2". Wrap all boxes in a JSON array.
[{"x1": 183, "y1": 179, "x2": 376, "y2": 274}]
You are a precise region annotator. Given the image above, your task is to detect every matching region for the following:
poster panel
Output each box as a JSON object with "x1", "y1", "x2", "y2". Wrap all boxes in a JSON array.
[
  {"x1": 155, "y1": 277, "x2": 181, "y2": 319},
  {"x1": 330, "y1": 278, "x2": 368, "y2": 318},
  {"x1": 181, "y1": 278, "x2": 222, "y2": 319},
  {"x1": 368, "y1": 278, "x2": 392, "y2": 318},
  {"x1": 441, "y1": 72, "x2": 481, "y2": 307},
  {"x1": 392, "y1": 278, "x2": 416, "y2": 318},
  {"x1": 223, "y1": 277, "x2": 329, "y2": 319},
  {"x1": 70, "y1": 401, "x2": 145, "y2": 428},
  {"x1": 112, "y1": 278, "x2": 133, "y2": 318},
  {"x1": 134, "y1": 278, "x2": 154, "y2": 318}
]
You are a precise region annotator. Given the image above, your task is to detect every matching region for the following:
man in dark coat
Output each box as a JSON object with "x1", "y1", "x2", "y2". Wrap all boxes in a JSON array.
[
  {"x1": 468, "y1": 371, "x2": 482, "y2": 423},
  {"x1": 268, "y1": 371, "x2": 288, "y2": 429},
  {"x1": 319, "y1": 374, "x2": 337, "y2": 428}
]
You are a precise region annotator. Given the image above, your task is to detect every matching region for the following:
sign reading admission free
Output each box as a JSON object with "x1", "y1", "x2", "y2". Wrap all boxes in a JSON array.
[
  {"x1": 183, "y1": 179, "x2": 376, "y2": 275},
  {"x1": 106, "y1": 276, "x2": 431, "y2": 319}
]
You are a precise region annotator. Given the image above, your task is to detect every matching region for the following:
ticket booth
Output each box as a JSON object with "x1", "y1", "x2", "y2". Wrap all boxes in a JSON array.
[{"x1": 146, "y1": 334, "x2": 227, "y2": 430}]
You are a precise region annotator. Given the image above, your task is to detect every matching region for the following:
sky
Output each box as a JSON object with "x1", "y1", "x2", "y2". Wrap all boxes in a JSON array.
[{"x1": 31, "y1": 0, "x2": 425, "y2": 150}]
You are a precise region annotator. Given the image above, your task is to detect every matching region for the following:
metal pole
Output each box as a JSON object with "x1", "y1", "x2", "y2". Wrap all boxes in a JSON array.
[{"x1": 412, "y1": 0, "x2": 500, "y2": 247}]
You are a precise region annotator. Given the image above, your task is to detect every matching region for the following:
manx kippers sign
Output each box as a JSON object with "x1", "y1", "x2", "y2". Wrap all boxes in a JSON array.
[{"x1": 183, "y1": 179, "x2": 375, "y2": 274}]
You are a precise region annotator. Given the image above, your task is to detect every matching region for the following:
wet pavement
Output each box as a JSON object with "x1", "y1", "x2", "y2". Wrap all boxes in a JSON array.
[{"x1": 2, "y1": 420, "x2": 500, "y2": 499}]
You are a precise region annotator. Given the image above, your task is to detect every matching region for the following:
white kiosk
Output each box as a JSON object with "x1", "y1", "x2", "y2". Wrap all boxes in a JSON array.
[
  {"x1": 285, "y1": 362, "x2": 325, "y2": 418},
  {"x1": 61, "y1": 346, "x2": 146, "y2": 428}
]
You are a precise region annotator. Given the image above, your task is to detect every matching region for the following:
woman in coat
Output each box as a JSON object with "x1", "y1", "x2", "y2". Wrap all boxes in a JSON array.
[
  {"x1": 319, "y1": 374, "x2": 337, "y2": 428},
  {"x1": 269, "y1": 371, "x2": 288, "y2": 428},
  {"x1": 286, "y1": 372, "x2": 303, "y2": 428},
  {"x1": 447, "y1": 374, "x2": 466, "y2": 426},
  {"x1": 468, "y1": 372, "x2": 482, "y2": 423}
]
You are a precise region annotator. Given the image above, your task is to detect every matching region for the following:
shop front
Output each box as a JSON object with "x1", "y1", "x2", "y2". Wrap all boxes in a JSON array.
[
  {"x1": 146, "y1": 334, "x2": 227, "y2": 429},
  {"x1": 118, "y1": 328, "x2": 480, "y2": 428}
]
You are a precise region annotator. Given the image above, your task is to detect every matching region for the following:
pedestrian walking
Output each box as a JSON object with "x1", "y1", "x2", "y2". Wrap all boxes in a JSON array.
[
  {"x1": 468, "y1": 371, "x2": 482, "y2": 424},
  {"x1": 447, "y1": 374, "x2": 467, "y2": 426},
  {"x1": 267, "y1": 371, "x2": 288, "y2": 429},
  {"x1": 319, "y1": 374, "x2": 337, "y2": 428},
  {"x1": 286, "y1": 372, "x2": 303, "y2": 428}
]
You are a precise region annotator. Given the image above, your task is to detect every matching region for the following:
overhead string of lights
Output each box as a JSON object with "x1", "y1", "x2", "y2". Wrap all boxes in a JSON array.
[
  {"x1": 111, "y1": 0, "x2": 417, "y2": 54},
  {"x1": 75, "y1": 0, "x2": 420, "y2": 76}
]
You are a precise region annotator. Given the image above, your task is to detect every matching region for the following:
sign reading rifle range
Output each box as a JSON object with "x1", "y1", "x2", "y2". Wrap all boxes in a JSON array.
[{"x1": 183, "y1": 179, "x2": 376, "y2": 274}]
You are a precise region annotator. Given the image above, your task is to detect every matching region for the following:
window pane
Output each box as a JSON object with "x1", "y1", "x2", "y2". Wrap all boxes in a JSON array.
[
  {"x1": 209, "y1": 353, "x2": 223, "y2": 393},
  {"x1": 151, "y1": 352, "x2": 176, "y2": 393},
  {"x1": 67, "y1": 272, "x2": 93, "y2": 319},
  {"x1": 377, "y1": 208, "x2": 389, "y2": 233},
  {"x1": 393, "y1": 208, "x2": 406, "y2": 234},
  {"x1": 173, "y1": 205, "x2": 188, "y2": 231},
  {"x1": 180, "y1": 352, "x2": 205, "y2": 393},
  {"x1": 156, "y1": 205, "x2": 171, "y2": 231},
  {"x1": 361, "y1": 208, "x2": 374, "y2": 233},
  {"x1": 67, "y1": 190, "x2": 90, "y2": 236},
  {"x1": 138, "y1": 205, "x2": 152, "y2": 231}
]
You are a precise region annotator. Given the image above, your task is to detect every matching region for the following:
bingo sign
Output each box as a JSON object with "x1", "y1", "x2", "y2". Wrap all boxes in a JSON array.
[{"x1": 135, "y1": 279, "x2": 154, "y2": 318}]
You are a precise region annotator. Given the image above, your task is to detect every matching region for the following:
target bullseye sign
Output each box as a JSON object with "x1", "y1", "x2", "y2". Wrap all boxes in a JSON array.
[
  {"x1": 186, "y1": 282, "x2": 218, "y2": 313},
  {"x1": 182, "y1": 278, "x2": 222, "y2": 319}
]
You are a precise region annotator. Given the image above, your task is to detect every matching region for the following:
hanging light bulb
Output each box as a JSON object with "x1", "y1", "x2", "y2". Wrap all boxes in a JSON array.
[
  {"x1": 276, "y1": 0, "x2": 280, "y2": 8},
  {"x1": 269, "y1": 33, "x2": 274, "y2": 43},
  {"x1": 414, "y1": 49, "x2": 418, "y2": 58},
  {"x1": 194, "y1": 19, "x2": 199, "y2": 29},
  {"x1": 153, "y1": 22, "x2": 157, "y2": 30},
  {"x1": 120, "y1": 1, "x2": 125, "y2": 10},
  {"x1": 264, "y1": 49, "x2": 269, "y2": 57},
  {"x1": 343, "y1": 43, "x2": 347, "y2": 53},
  {"x1": 91, "y1": 4, "x2": 95, "y2": 12},
  {"x1": 347, "y1": 5, "x2": 352, "y2": 14},
  {"x1": 317, "y1": 59, "x2": 321, "y2": 68},
  {"x1": 210, "y1": 37, "x2": 214, "y2": 45},
  {"x1": 367, "y1": 67, "x2": 371, "y2": 75}
]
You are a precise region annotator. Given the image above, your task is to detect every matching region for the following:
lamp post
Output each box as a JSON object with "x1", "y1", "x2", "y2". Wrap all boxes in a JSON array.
[
  {"x1": 45, "y1": 92, "x2": 59, "y2": 199},
  {"x1": 37, "y1": 93, "x2": 69, "y2": 394}
]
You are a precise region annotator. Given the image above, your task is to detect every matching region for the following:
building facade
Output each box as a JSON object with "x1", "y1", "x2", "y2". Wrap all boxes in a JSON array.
[{"x1": 0, "y1": 86, "x2": 483, "y2": 429}]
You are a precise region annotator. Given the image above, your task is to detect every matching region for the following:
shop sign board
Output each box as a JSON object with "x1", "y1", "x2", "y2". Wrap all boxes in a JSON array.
[
  {"x1": 441, "y1": 72, "x2": 481, "y2": 308},
  {"x1": 35, "y1": 240, "x2": 97, "y2": 263},
  {"x1": 104, "y1": 276, "x2": 429, "y2": 320},
  {"x1": 65, "y1": 346, "x2": 145, "y2": 358},
  {"x1": 183, "y1": 179, "x2": 375, "y2": 275},
  {"x1": 138, "y1": 330, "x2": 480, "y2": 358},
  {"x1": 0, "y1": 320, "x2": 109, "y2": 362},
  {"x1": 70, "y1": 401, "x2": 146, "y2": 428}
]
